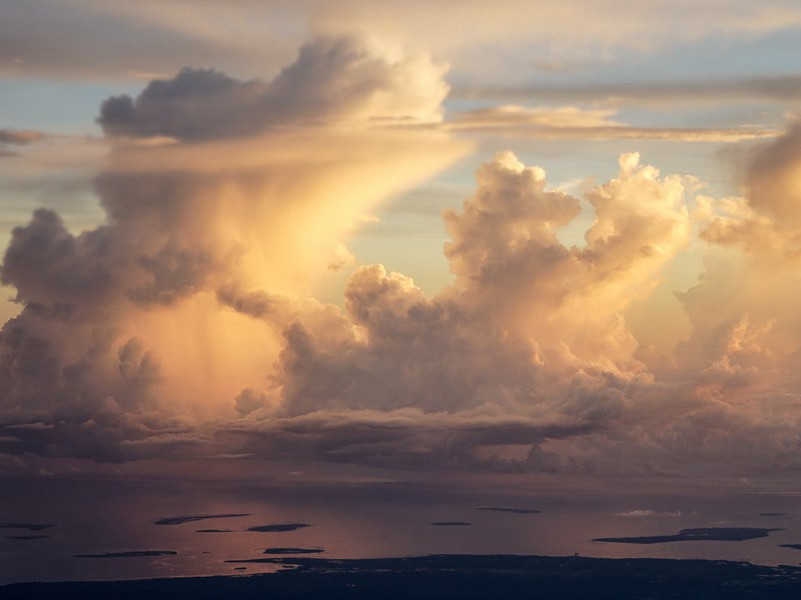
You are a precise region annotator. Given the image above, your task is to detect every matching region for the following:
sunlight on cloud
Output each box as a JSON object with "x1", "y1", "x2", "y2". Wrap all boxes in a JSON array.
[{"x1": 4, "y1": 27, "x2": 801, "y2": 480}]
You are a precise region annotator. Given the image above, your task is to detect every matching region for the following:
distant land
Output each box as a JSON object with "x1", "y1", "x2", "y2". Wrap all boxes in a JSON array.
[
  {"x1": 262, "y1": 548, "x2": 325, "y2": 555},
  {"x1": 73, "y1": 551, "x2": 178, "y2": 559},
  {"x1": 195, "y1": 529, "x2": 237, "y2": 533},
  {"x1": 6, "y1": 535, "x2": 49, "y2": 540},
  {"x1": 0, "y1": 523, "x2": 55, "y2": 531},
  {"x1": 5, "y1": 554, "x2": 801, "y2": 599},
  {"x1": 247, "y1": 523, "x2": 310, "y2": 532},
  {"x1": 475, "y1": 507, "x2": 541, "y2": 514},
  {"x1": 593, "y1": 527, "x2": 782, "y2": 544},
  {"x1": 154, "y1": 514, "x2": 251, "y2": 526}
]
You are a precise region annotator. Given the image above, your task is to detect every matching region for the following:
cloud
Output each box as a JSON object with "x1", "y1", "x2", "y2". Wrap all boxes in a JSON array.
[
  {"x1": 216, "y1": 144, "x2": 801, "y2": 476},
  {"x1": 0, "y1": 33, "x2": 466, "y2": 463},
  {"x1": 217, "y1": 151, "x2": 700, "y2": 472},
  {"x1": 6, "y1": 0, "x2": 801, "y2": 83},
  {"x1": 453, "y1": 74, "x2": 801, "y2": 107},
  {"x1": 10, "y1": 110, "x2": 799, "y2": 475},
  {"x1": 6, "y1": 28, "x2": 801, "y2": 479},
  {"x1": 615, "y1": 509, "x2": 682, "y2": 517},
  {"x1": 0, "y1": 0, "x2": 302, "y2": 79},
  {"x1": 430, "y1": 105, "x2": 779, "y2": 142},
  {"x1": 317, "y1": 0, "x2": 801, "y2": 66},
  {"x1": 0, "y1": 130, "x2": 43, "y2": 145},
  {"x1": 0, "y1": 129, "x2": 45, "y2": 159},
  {"x1": 449, "y1": 105, "x2": 625, "y2": 129},
  {"x1": 98, "y1": 37, "x2": 447, "y2": 140},
  {"x1": 676, "y1": 122, "x2": 801, "y2": 376}
]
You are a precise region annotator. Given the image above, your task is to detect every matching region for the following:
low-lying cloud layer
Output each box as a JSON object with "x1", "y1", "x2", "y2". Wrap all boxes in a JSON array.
[{"x1": 3, "y1": 33, "x2": 801, "y2": 478}]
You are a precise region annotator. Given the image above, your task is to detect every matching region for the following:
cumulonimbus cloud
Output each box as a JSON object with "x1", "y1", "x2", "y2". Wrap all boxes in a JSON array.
[
  {"x1": 0, "y1": 34, "x2": 466, "y2": 463},
  {"x1": 4, "y1": 32, "x2": 801, "y2": 478}
]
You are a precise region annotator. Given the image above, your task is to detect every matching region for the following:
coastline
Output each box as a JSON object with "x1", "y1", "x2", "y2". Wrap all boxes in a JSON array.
[{"x1": 3, "y1": 554, "x2": 801, "y2": 599}]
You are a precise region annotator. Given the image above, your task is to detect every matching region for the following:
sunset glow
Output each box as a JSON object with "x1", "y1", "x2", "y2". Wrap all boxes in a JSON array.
[{"x1": 5, "y1": 3, "x2": 801, "y2": 593}]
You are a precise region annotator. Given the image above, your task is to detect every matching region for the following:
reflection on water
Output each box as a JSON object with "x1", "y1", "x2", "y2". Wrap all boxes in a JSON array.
[{"x1": 2, "y1": 474, "x2": 801, "y2": 584}]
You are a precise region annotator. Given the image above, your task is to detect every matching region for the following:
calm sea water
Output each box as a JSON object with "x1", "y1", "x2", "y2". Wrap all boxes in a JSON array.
[{"x1": 2, "y1": 471, "x2": 801, "y2": 584}]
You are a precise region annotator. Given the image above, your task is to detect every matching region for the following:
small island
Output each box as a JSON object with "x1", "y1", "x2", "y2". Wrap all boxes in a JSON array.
[
  {"x1": 73, "y1": 551, "x2": 178, "y2": 559},
  {"x1": 263, "y1": 548, "x2": 325, "y2": 555},
  {"x1": 155, "y1": 514, "x2": 251, "y2": 526},
  {"x1": 0, "y1": 523, "x2": 55, "y2": 531},
  {"x1": 247, "y1": 523, "x2": 310, "y2": 532},
  {"x1": 593, "y1": 527, "x2": 782, "y2": 544},
  {"x1": 475, "y1": 507, "x2": 541, "y2": 514}
]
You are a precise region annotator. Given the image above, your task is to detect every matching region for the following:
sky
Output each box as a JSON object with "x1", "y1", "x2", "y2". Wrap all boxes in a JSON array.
[{"x1": 3, "y1": 0, "x2": 801, "y2": 483}]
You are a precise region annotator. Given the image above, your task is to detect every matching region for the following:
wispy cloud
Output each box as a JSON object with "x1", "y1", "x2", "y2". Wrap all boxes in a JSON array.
[
  {"x1": 441, "y1": 105, "x2": 779, "y2": 142},
  {"x1": 454, "y1": 74, "x2": 801, "y2": 107}
]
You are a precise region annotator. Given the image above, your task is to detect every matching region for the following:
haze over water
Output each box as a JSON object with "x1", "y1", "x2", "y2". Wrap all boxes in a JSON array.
[{"x1": 3, "y1": 468, "x2": 801, "y2": 584}]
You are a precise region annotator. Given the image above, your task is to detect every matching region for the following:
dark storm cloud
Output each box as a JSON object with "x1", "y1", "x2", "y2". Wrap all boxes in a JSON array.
[
  {"x1": 1, "y1": 209, "x2": 115, "y2": 309},
  {"x1": 98, "y1": 36, "x2": 445, "y2": 140},
  {"x1": 222, "y1": 409, "x2": 597, "y2": 470}
]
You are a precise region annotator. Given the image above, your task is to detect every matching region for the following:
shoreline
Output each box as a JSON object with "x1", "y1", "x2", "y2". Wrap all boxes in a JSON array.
[{"x1": 4, "y1": 553, "x2": 801, "y2": 599}]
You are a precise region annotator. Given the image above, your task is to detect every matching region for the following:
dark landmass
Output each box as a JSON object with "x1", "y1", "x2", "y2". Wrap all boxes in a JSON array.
[
  {"x1": 6, "y1": 535, "x2": 49, "y2": 540},
  {"x1": 228, "y1": 548, "x2": 327, "y2": 563},
  {"x1": 263, "y1": 548, "x2": 325, "y2": 555},
  {"x1": 430, "y1": 521, "x2": 472, "y2": 526},
  {"x1": 233, "y1": 567, "x2": 247, "y2": 571},
  {"x1": 475, "y1": 507, "x2": 541, "y2": 514},
  {"x1": 195, "y1": 529, "x2": 236, "y2": 533},
  {"x1": 73, "y1": 551, "x2": 178, "y2": 559},
  {"x1": 154, "y1": 514, "x2": 250, "y2": 526},
  {"x1": 0, "y1": 523, "x2": 55, "y2": 531},
  {"x1": 779, "y1": 544, "x2": 801, "y2": 551},
  {"x1": 6, "y1": 554, "x2": 801, "y2": 599},
  {"x1": 760, "y1": 513, "x2": 788, "y2": 517},
  {"x1": 247, "y1": 523, "x2": 310, "y2": 532},
  {"x1": 593, "y1": 527, "x2": 782, "y2": 544},
  {"x1": 225, "y1": 558, "x2": 291, "y2": 564}
]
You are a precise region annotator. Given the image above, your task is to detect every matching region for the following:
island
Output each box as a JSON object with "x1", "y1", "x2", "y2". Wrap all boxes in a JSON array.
[
  {"x1": 475, "y1": 507, "x2": 541, "y2": 514},
  {"x1": 195, "y1": 529, "x2": 237, "y2": 533},
  {"x1": 247, "y1": 523, "x2": 310, "y2": 532},
  {"x1": 73, "y1": 551, "x2": 178, "y2": 558},
  {"x1": 593, "y1": 527, "x2": 782, "y2": 544},
  {"x1": 262, "y1": 548, "x2": 325, "y2": 555},
  {"x1": 0, "y1": 523, "x2": 55, "y2": 531},
  {"x1": 154, "y1": 514, "x2": 251, "y2": 525}
]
